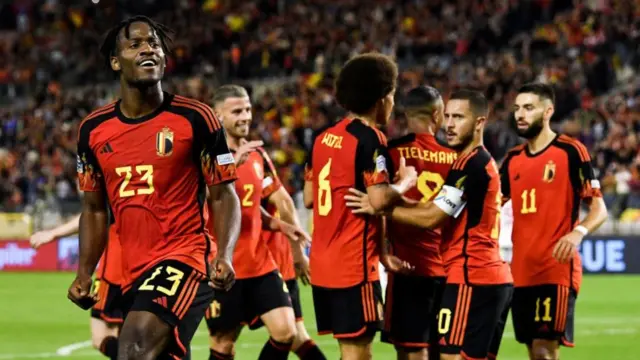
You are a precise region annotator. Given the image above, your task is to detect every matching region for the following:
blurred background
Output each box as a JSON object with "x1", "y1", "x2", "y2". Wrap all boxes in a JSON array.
[{"x1": 0, "y1": 0, "x2": 639, "y2": 358}]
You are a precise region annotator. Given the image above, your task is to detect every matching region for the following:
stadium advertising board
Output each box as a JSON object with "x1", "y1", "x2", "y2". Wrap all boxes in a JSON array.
[
  {"x1": 0, "y1": 240, "x2": 57, "y2": 271},
  {"x1": 579, "y1": 237, "x2": 640, "y2": 274}
]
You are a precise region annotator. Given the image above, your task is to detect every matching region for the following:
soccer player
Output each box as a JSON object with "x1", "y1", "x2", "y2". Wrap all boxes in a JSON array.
[
  {"x1": 347, "y1": 89, "x2": 513, "y2": 360},
  {"x1": 68, "y1": 16, "x2": 241, "y2": 360},
  {"x1": 205, "y1": 85, "x2": 321, "y2": 360},
  {"x1": 303, "y1": 53, "x2": 417, "y2": 360},
  {"x1": 502, "y1": 83, "x2": 608, "y2": 360},
  {"x1": 379, "y1": 86, "x2": 456, "y2": 360},
  {"x1": 31, "y1": 214, "x2": 122, "y2": 360}
]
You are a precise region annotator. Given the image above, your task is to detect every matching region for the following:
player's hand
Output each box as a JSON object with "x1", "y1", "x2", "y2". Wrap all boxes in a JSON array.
[
  {"x1": 394, "y1": 157, "x2": 417, "y2": 193},
  {"x1": 279, "y1": 221, "x2": 311, "y2": 247},
  {"x1": 30, "y1": 230, "x2": 56, "y2": 249},
  {"x1": 209, "y1": 257, "x2": 236, "y2": 291},
  {"x1": 345, "y1": 188, "x2": 380, "y2": 215},
  {"x1": 294, "y1": 254, "x2": 311, "y2": 286},
  {"x1": 552, "y1": 231, "x2": 583, "y2": 264},
  {"x1": 381, "y1": 254, "x2": 414, "y2": 275},
  {"x1": 67, "y1": 275, "x2": 98, "y2": 310},
  {"x1": 234, "y1": 139, "x2": 264, "y2": 166}
]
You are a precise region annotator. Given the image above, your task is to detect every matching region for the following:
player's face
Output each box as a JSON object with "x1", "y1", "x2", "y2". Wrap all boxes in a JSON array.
[
  {"x1": 113, "y1": 22, "x2": 165, "y2": 86},
  {"x1": 513, "y1": 93, "x2": 550, "y2": 139},
  {"x1": 376, "y1": 88, "x2": 396, "y2": 126},
  {"x1": 218, "y1": 96, "x2": 252, "y2": 139},
  {"x1": 444, "y1": 99, "x2": 477, "y2": 150}
]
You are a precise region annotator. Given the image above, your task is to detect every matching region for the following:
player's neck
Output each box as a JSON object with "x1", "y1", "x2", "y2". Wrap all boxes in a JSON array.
[
  {"x1": 459, "y1": 135, "x2": 483, "y2": 156},
  {"x1": 119, "y1": 82, "x2": 164, "y2": 119},
  {"x1": 408, "y1": 117, "x2": 436, "y2": 136},
  {"x1": 352, "y1": 113, "x2": 377, "y2": 128},
  {"x1": 226, "y1": 135, "x2": 242, "y2": 150},
  {"x1": 527, "y1": 127, "x2": 556, "y2": 154}
]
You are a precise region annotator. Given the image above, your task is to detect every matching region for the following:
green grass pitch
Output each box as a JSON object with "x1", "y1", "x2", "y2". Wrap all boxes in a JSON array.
[{"x1": 0, "y1": 273, "x2": 638, "y2": 359}]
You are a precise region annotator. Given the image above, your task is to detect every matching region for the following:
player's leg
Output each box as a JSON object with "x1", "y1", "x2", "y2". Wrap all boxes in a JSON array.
[
  {"x1": 382, "y1": 273, "x2": 437, "y2": 360},
  {"x1": 528, "y1": 285, "x2": 576, "y2": 360},
  {"x1": 511, "y1": 286, "x2": 536, "y2": 359},
  {"x1": 338, "y1": 334, "x2": 376, "y2": 360},
  {"x1": 251, "y1": 272, "x2": 297, "y2": 360},
  {"x1": 90, "y1": 279, "x2": 123, "y2": 360},
  {"x1": 428, "y1": 277, "x2": 446, "y2": 360},
  {"x1": 118, "y1": 260, "x2": 214, "y2": 359},
  {"x1": 487, "y1": 286, "x2": 513, "y2": 360},
  {"x1": 435, "y1": 284, "x2": 462, "y2": 360},
  {"x1": 286, "y1": 279, "x2": 327, "y2": 360},
  {"x1": 205, "y1": 278, "x2": 246, "y2": 359}
]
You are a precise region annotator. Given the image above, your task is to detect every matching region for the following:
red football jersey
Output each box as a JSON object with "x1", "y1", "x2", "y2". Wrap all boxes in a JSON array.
[
  {"x1": 263, "y1": 203, "x2": 296, "y2": 281},
  {"x1": 501, "y1": 135, "x2": 602, "y2": 292},
  {"x1": 77, "y1": 94, "x2": 237, "y2": 288},
  {"x1": 439, "y1": 147, "x2": 512, "y2": 285},
  {"x1": 95, "y1": 225, "x2": 123, "y2": 285},
  {"x1": 306, "y1": 118, "x2": 389, "y2": 288},
  {"x1": 207, "y1": 148, "x2": 282, "y2": 279},
  {"x1": 387, "y1": 133, "x2": 456, "y2": 277}
]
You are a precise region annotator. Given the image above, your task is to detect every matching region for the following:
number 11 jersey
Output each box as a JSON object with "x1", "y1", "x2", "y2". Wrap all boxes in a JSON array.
[
  {"x1": 387, "y1": 133, "x2": 456, "y2": 277},
  {"x1": 77, "y1": 93, "x2": 237, "y2": 288},
  {"x1": 306, "y1": 118, "x2": 390, "y2": 289}
]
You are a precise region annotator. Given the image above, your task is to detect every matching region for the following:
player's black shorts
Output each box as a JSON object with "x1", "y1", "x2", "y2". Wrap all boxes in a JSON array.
[
  {"x1": 205, "y1": 270, "x2": 292, "y2": 332},
  {"x1": 313, "y1": 281, "x2": 383, "y2": 339},
  {"x1": 286, "y1": 279, "x2": 304, "y2": 321},
  {"x1": 512, "y1": 284, "x2": 577, "y2": 347},
  {"x1": 91, "y1": 278, "x2": 124, "y2": 325},
  {"x1": 121, "y1": 260, "x2": 214, "y2": 359},
  {"x1": 438, "y1": 283, "x2": 512, "y2": 360},
  {"x1": 381, "y1": 274, "x2": 445, "y2": 349}
]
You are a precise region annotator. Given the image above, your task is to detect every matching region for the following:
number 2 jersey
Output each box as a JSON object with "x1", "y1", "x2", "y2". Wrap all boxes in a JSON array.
[
  {"x1": 77, "y1": 93, "x2": 237, "y2": 289},
  {"x1": 387, "y1": 133, "x2": 456, "y2": 277},
  {"x1": 306, "y1": 118, "x2": 390, "y2": 288},
  {"x1": 435, "y1": 146, "x2": 512, "y2": 285},
  {"x1": 500, "y1": 134, "x2": 602, "y2": 292}
]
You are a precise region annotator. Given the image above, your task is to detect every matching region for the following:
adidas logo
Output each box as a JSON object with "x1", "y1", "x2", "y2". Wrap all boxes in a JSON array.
[
  {"x1": 514, "y1": 173, "x2": 520, "y2": 181},
  {"x1": 439, "y1": 337, "x2": 447, "y2": 346},
  {"x1": 100, "y1": 143, "x2": 114, "y2": 154},
  {"x1": 152, "y1": 296, "x2": 168, "y2": 308}
]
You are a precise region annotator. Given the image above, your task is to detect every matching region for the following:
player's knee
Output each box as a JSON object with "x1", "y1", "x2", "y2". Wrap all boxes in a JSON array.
[
  {"x1": 269, "y1": 323, "x2": 297, "y2": 344},
  {"x1": 531, "y1": 340, "x2": 559, "y2": 360},
  {"x1": 396, "y1": 346, "x2": 427, "y2": 360}
]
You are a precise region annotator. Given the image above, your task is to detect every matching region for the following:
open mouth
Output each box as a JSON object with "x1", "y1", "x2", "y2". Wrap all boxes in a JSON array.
[{"x1": 138, "y1": 59, "x2": 158, "y2": 68}]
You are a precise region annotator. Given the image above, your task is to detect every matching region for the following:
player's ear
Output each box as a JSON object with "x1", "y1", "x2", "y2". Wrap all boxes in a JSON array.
[
  {"x1": 544, "y1": 103, "x2": 555, "y2": 121},
  {"x1": 110, "y1": 57, "x2": 121, "y2": 72}
]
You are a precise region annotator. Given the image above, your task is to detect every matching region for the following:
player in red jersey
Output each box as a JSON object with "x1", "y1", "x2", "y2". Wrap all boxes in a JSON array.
[
  {"x1": 378, "y1": 86, "x2": 456, "y2": 360},
  {"x1": 68, "y1": 17, "x2": 241, "y2": 360},
  {"x1": 205, "y1": 85, "x2": 324, "y2": 360},
  {"x1": 303, "y1": 53, "x2": 417, "y2": 360},
  {"x1": 348, "y1": 89, "x2": 513, "y2": 360},
  {"x1": 32, "y1": 213, "x2": 123, "y2": 360},
  {"x1": 501, "y1": 83, "x2": 608, "y2": 360}
]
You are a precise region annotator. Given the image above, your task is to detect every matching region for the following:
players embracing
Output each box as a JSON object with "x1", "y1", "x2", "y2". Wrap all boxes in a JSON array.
[{"x1": 502, "y1": 83, "x2": 608, "y2": 360}]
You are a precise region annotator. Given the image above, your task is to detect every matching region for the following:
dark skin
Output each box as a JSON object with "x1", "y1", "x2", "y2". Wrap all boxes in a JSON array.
[{"x1": 67, "y1": 21, "x2": 240, "y2": 360}]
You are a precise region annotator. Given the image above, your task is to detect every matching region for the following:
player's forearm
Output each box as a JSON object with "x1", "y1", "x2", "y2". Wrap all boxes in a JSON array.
[
  {"x1": 303, "y1": 181, "x2": 313, "y2": 209},
  {"x1": 52, "y1": 214, "x2": 81, "y2": 239},
  {"x1": 389, "y1": 203, "x2": 444, "y2": 230},
  {"x1": 579, "y1": 197, "x2": 608, "y2": 234},
  {"x1": 260, "y1": 207, "x2": 281, "y2": 231},
  {"x1": 273, "y1": 191, "x2": 302, "y2": 228},
  {"x1": 210, "y1": 183, "x2": 241, "y2": 261},
  {"x1": 78, "y1": 210, "x2": 108, "y2": 278}
]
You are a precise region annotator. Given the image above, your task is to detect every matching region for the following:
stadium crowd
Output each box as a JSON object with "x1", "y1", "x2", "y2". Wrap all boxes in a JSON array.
[{"x1": 0, "y1": 0, "x2": 639, "y2": 224}]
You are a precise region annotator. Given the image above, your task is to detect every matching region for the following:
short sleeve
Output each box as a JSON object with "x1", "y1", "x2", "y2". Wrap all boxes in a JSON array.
[
  {"x1": 77, "y1": 124, "x2": 103, "y2": 192},
  {"x1": 435, "y1": 151, "x2": 488, "y2": 218},
  {"x1": 356, "y1": 128, "x2": 390, "y2": 188},
  {"x1": 193, "y1": 107, "x2": 237, "y2": 186},
  {"x1": 257, "y1": 148, "x2": 282, "y2": 199},
  {"x1": 499, "y1": 154, "x2": 514, "y2": 203},
  {"x1": 570, "y1": 141, "x2": 602, "y2": 199}
]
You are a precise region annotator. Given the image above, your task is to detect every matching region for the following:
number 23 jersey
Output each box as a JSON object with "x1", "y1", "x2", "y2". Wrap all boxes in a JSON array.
[
  {"x1": 76, "y1": 93, "x2": 237, "y2": 288},
  {"x1": 306, "y1": 118, "x2": 390, "y2": 289}
]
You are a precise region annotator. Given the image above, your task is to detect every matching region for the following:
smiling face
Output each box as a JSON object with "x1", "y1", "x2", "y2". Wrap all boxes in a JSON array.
[
  {"x1": 216, "y1": 96, "x2": 253, "y2": 139},
  {"x1": 110, "y1": 21, "x2": 165, "y2": 86}
]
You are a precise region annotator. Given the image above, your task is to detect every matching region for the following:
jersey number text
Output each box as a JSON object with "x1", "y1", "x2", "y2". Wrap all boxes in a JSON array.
[
  {"x1": 520, "y1": 188, "x2": 537, "y2": 214},
  {"x1": 242, "y1": 184, "x2": 254, "y2": 207},
  {"x1": 417, "y1": 171, "x2": 445, "y2": 202},
  {"x1": 535, "y1": 296, "x2": 553, "y2": 322},
  {"x1": 318, "y1": 158, "x2": 332, "y2": 216},
  {"x1": 139, "y1": 265, "x2": 185, "y2": 297},
  {"x1": 116, "y1": 165, "x2": 154, "y2": 197}
]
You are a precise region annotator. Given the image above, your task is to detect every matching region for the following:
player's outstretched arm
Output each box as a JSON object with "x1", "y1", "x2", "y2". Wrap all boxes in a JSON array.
[
  {"x1": 30, "y1": 213, "x2": 81, "y2": 249},
  {"x1": 303, "y1": 180, "x2": 313, "y2": 209},
  {"x1": 366, "y1": 157, "x2": 417, "y2": 212},
  {"x1": 208, "y1": 183, "x2": 241, "y2": 290}
]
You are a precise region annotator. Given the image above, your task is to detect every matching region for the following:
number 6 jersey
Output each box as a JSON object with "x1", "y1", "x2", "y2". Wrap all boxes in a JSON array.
[
  {"x1": 76, "y1": 93, "x2": 237, "y2": 289},
  {"x1": 306, "y1": 118, "x2": 390, "y2": 289},
  {"x1": 387, "y1": 133, "x2": 456, "y2": 278}
]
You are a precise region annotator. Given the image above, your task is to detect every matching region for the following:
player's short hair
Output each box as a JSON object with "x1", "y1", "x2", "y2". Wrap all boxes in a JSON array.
[
  {"x1": 403, "y1": 85, "x2": 442, "y2": 117},
  {"x1": 449, "y1": 89, "x2": 488, "y2": 118},
  {"x1": 100, "y1": 15, "x2": 174, "y2": 71},
  {"x1": 517, "y1": 83, "x2": 556, "y2": 104},
  {"x1": 212, "y1": 85, "x2": 250, "y2": 107},
  {"x1": 335, "y1": 53, "x2": 398, "y2": 115}
]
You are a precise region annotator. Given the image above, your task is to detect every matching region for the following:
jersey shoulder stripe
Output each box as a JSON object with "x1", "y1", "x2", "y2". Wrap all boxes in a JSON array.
[
  {"x1": 171, "y1": 95, "x2": 221, "y2": 131},
  {"x1": 452, "y1": 148, "x2": 478, "y2": 170},
  {"x1": 388, "y1": 133, "x2": 416, "y2": 148},
  {"x1": 557, "y1": 135, "x2": 589, "y2": 162},
  {"x1": 77, "y1": 101, "x2": 117, "y2": 140},
  {"x1": 506, "y1": 143, "x2": 526, "y2": 156}
]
